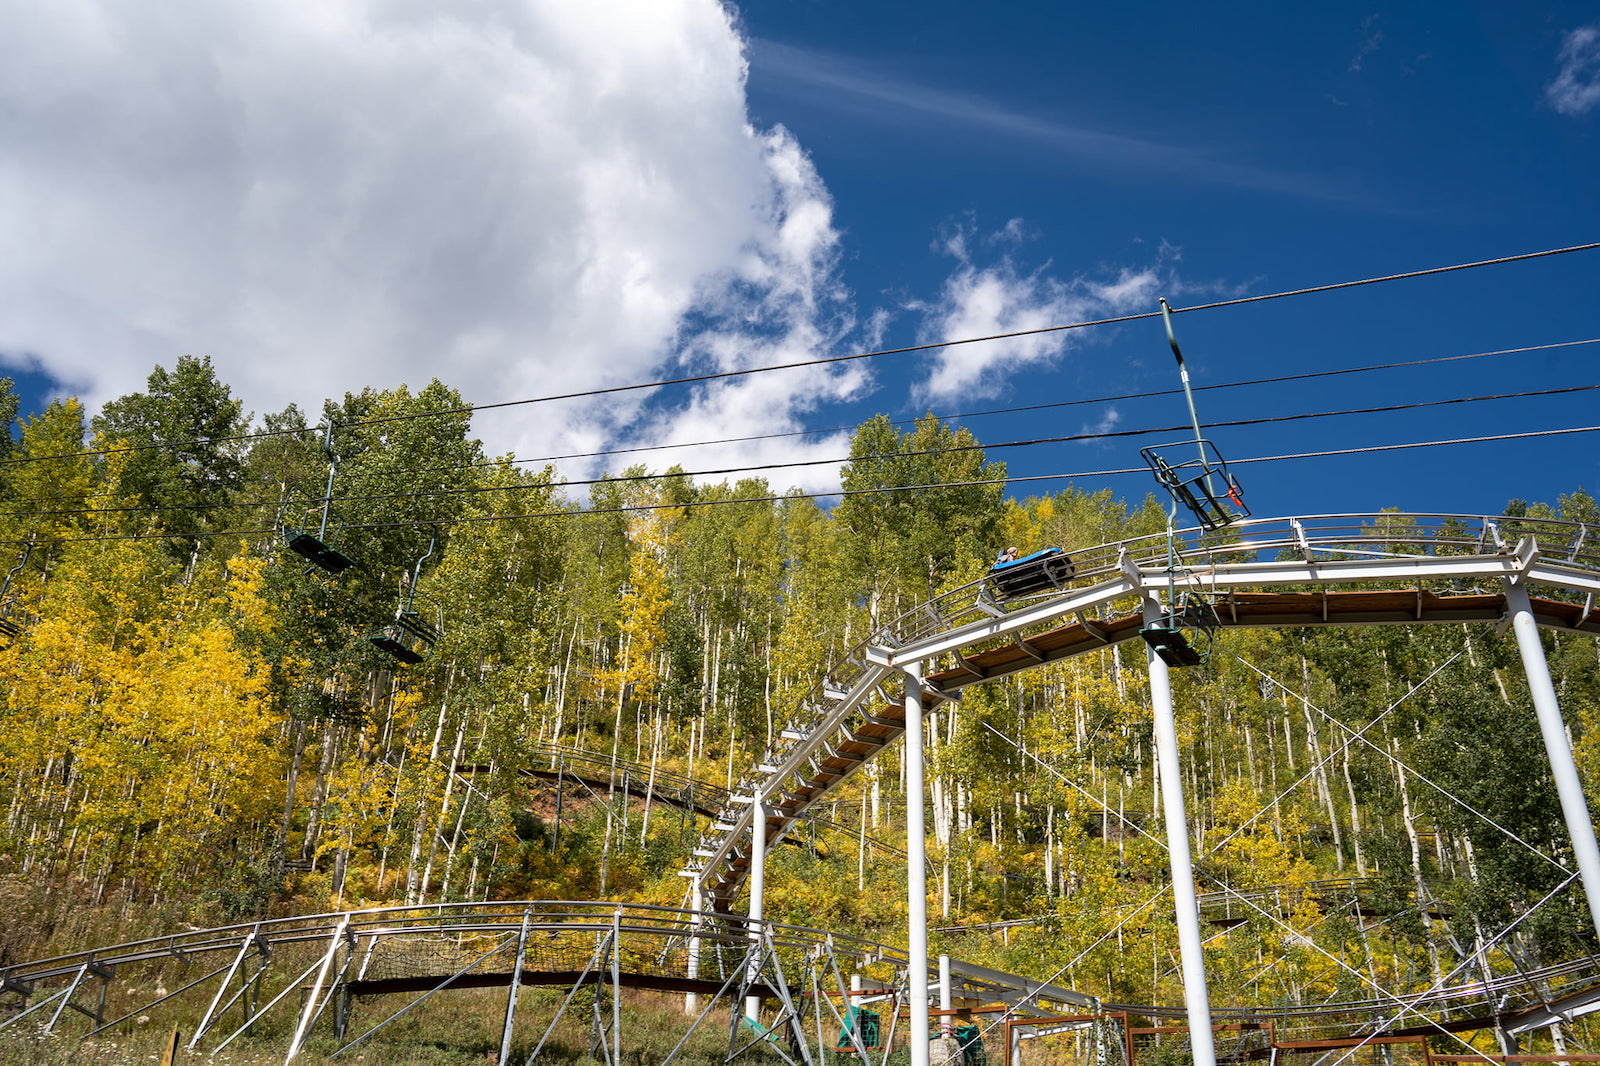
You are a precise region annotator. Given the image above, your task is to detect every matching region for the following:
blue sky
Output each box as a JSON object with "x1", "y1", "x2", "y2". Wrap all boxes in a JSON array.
[
  {"x1": 730, "y1": 1, "x2": 1600, "y2": 520},
  {"x1": 1, "y1": 1, "x2": 1596, "y2": 528}
]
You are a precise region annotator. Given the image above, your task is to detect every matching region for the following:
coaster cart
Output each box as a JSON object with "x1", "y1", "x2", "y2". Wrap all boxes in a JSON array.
[
  {"x1": 368, "y1": 527, "x2": 442, "y2": 666},
  {"x1": 1137, "y1": 298, "x2": 1244, "y2": 667},
  {"x1": 981, "y1": 547, "x2": 1077, "y2": 611},
  {"x1": 282, "y1": 423, "x2": 359, "y2": 575}
]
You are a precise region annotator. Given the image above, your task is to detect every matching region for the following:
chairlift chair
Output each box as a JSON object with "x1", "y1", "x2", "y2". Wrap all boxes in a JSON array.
[
  {"x1": 283, "y1": 423, "x2": 358, "y2": 575},
  {"x1": 1140, "y1": 438, "x2": 1249, "y2": 532},
  {"x1": 369, "y1": 605, "x2": 441, "y2": 665},
  {"x1": 985, "y1": 546, "x2": 1076, "y2": 602},
  {"x1": 0, "y1": 542, "x2": 33, "y2": 648},
  {"x1": 1141, "y1": 298, "x2": 1249, "y2": 530},
  {"x1": 369, "y1": 527, "x2": 441, "y2": 665}
]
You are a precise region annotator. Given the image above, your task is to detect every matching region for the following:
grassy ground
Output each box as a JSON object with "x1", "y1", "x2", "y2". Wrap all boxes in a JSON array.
[{"x1": 0, "y1": 984, "x2": 916, "y2": 1065}]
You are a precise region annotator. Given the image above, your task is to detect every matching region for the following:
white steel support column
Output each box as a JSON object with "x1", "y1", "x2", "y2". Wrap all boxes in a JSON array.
[
  {"x1": 905, "y1": 663, "x2": 931, "y2": 1066},
  {"x1": 1143, "y1": 594, "x2": 1217, "y2": 1066},
  {"x1": 938, "y1": 954, "x2": 952, "y2": 1036},
  {"x1": 686, "y1": 877, "x2": 703, "y2": 1016},
  {"x1": 1503, "y1": 575, "x2": 1600, "y2": 942},
  {"x1": 746, "y1": 785, "x2": 767, "y2": 1025}
]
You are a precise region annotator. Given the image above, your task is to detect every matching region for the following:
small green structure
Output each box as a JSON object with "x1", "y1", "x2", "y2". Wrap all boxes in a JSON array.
[
  {"x1": 953, "y1": 1023, "x2": 987, "y2": 1066},
  {"x1": 834, "y1": 1006, "x2": 881, "y2": 1052}
]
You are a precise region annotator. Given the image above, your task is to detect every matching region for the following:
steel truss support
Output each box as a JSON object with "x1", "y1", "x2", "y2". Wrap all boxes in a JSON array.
[
  {"x1": 590, "y1": 910, "x2": 622, "y2": 1066},
  {"x1": 286, "y1": 914, "x2": 351, "y2": 1062},
  {"x1": 822, "y1": 936, "x2": 875, "y2": 1059},
  {"x1": 726, "y1": 926, "x2": 814, "y2": 1066},
  {"x1": 500, "y1": 907, "x2": 533, "y2": 1064},
  {"x1": 188, "y1": 927, "x2": 261, "y2": 1050},
  {"x1": 526, "y1": 916, "x2": 620, "y2": 1066},
  {"x1": 41, "y1": 958, "x2": 111, "y2": 1034},
  {"x1": 1503, "y1": 568, "x2": 1600, "y2": 944},
  {"x1": 1143, "y1": 591, "x2": 1218, "y2": 1066}
]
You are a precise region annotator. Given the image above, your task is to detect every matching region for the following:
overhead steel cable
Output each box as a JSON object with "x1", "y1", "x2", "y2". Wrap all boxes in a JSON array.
[
  {"x1": 17, "y1": 333, "x2": 1595, "y2": 509},
  {"x1": 8, "y1": 421, "x2": 1600, "y2": 547},
  {"x1": 3, "y1": 241, "x2": 1595, "y2": 468},
  {"x1": 5, "y1": 381, "x2": 1598, "y2": 522},
  {"x1": 336, "y1": 240, "x2": 1600, "y2": 431}
]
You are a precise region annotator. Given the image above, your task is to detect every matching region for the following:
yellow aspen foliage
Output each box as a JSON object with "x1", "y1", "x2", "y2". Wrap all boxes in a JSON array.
[{"x1": 0, "y1": 536, "x2": 283, "y2": 892}]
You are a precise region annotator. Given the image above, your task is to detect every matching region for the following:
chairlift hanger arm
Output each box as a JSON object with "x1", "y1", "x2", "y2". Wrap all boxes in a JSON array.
[{"x1": 1160, "y1": 297, "x2": 1213, "y2": 488}]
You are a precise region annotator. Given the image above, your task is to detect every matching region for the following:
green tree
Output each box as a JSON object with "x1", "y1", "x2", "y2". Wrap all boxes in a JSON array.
[{"x1": 91, "y1": 355, "x2": 248, "y2": 544}]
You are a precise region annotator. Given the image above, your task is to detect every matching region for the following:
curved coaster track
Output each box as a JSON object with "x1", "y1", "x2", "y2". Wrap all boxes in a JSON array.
[{"x1": 3, "y1": 512, "x2": 1599, "y2": 1064}]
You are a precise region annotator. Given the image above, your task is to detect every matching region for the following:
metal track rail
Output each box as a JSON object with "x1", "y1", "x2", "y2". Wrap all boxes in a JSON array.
[{"x1": 683, "y1": 513, "x2": 1599, "y2": 912}]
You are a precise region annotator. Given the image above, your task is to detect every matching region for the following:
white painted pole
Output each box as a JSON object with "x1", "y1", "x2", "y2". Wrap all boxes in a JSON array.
[
  {"x1": 1503, "y1": 575, "x2": 1600, "y2": 942},
  {"x1": 1143, "y1": 594, "x2": 1216, "y2": 1066},
  {"x1": 746, "y1": 785, "x2": 767, "y2": 1025},
  {"x1": 687, "y1": 876, "x2": 703, "y2": 1016},
  {"x1": 905, "y1": 663, "x2": 931, "y2": 1066},
  {"x1": 939, "y1": 954, "x2": 952, "y2": 1036}
]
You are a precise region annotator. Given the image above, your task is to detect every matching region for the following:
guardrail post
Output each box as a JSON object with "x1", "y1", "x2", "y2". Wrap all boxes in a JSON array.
[
  {"x1": 1143, "y1": 592, "x2": 1217, "y2": 1066},
  {"x1": 904, "y1": 661, "x2": 931, "y2": 1066},
  {"x1": 1503, "y1": 571, "x2": 1600, "y2": 943}
]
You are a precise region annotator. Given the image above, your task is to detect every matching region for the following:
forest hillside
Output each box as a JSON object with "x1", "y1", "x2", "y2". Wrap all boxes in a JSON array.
[{"x1": 1, "y1": 356, "x2": 1598, "y2": 1024}]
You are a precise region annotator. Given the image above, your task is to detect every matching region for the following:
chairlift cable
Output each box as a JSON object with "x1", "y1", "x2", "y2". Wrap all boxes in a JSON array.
[
  {"x1": 3, "y1": 243, "x2": 1595, "y2": 469},
  {"x1": 268, "y1": 336, "x2": 1600, "y2": 486},
  {"x1": 3, "y1": 381, "x2": 1597, "y2": 522},
  {"x1": 8, "y1": 421, "x2": 1600, "y2": 548},
  {"x1": 335, "y1": 240, "x2": 1600, "y2": 432}
]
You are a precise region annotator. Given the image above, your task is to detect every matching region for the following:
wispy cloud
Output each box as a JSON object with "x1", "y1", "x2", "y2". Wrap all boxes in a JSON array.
[
  {"x1": 906, "y1": 221, "x2": 1170, "y2": 407},
  {"x1": 1546, "y1": 21, "x2": 1600, "y2": 116},
  {"x1": 749, "y1": 39, "x2": 1346, "y2": 201},
  {"x1": 1348, "y1": 14, "x2": 1384, "y2": 72}
]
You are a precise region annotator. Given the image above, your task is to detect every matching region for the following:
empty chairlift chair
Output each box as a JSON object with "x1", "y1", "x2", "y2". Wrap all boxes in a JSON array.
[
  {"x1": 1140, "y1": 594, "x2": 1221, "y2": 668},
  {"x1": 1134, "y1": 297, "x2": 1245, "y2": 667},
  {"x1": 0, "y1": 542, "x2": 32, "y2": 648},
  {"x1": 369, "y1": 528, "x2": 441, "y2": 665},
  {"x1": 283, "y1": 422, "x2": 358, "y2": 575}
]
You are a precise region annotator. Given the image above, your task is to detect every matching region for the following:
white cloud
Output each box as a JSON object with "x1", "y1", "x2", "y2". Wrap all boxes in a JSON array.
[
  {"x1": 1547, "y1": 22, "x2": 1600, "y2": 116},
  {"x1": 0, "y1": 0, "x2": 859, "y2": 490},
  {"x1": 909, "y1": 225, "x2": 1165, "y2": 406},
  {"x1": 750, "y1": 39, "x2": 1348, "y2": 201}
]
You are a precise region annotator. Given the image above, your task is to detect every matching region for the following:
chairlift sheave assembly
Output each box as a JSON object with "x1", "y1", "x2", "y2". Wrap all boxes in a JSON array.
[
  {"x1": 1137, "y1": 298, "x2": 1244, "y2": 667},
  {"x1": 369, "y1": 526, "x2": 442, "y2": 665},
  {"x1": 1139, "y1": 298, "x2": 1249, "y2": 532},
  {"x1": 283, "y1": 422, "x2": 359, "y2": 575}
]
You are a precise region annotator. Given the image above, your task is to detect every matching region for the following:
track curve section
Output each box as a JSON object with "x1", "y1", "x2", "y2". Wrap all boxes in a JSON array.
[{"x1": 684, "y1": 512, "x2": 1600, "y2": 912}]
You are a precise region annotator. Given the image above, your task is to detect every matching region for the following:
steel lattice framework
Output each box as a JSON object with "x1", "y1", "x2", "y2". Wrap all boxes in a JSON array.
[
  {"x1": 5, "y1": 512, "x2": 1599, "y2": 1063},
  {"x1": 683, "y1": 512, "x2": 1598, "y2": 912}
]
